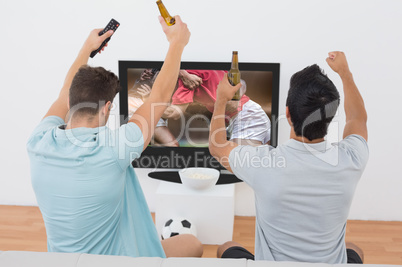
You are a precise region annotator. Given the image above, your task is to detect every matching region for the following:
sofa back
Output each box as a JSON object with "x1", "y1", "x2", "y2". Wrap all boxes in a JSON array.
[{"x1": 0, "y1": 251, "x2": 398, "y2": 267}]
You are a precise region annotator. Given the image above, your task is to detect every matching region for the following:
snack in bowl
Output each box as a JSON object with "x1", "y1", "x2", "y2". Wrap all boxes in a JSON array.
[{"x1": 179, "y1": 167, "x2": 220, "y2": 191}]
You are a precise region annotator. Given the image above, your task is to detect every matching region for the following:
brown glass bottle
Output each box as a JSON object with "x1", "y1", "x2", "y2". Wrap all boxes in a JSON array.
[
  {"x1": 156, "y1": 0, "x2": 176, "y2": 26},
  {"x1": 228, "y1": 51, "x2": 241, "y2": 101}
]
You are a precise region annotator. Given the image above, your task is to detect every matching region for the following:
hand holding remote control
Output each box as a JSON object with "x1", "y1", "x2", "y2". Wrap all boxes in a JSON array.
[
  {"x1": 90, "y1": 19, "x2": 120, "y2": 58},
  {"x1": 83, "y1": 29, "x2": 113, "y2": 55}
]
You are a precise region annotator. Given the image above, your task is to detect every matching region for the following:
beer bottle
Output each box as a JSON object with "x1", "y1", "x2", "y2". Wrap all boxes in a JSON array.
[
  {"x1": 156, "y1": 0, "x2": 176, "y2": 26},
  {"x1": 228, "y1": 51, "x2": 241, "y2": 101}
]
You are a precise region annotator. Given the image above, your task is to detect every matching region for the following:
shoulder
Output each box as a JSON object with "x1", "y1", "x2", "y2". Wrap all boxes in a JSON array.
[
  {"x1": 28, "y1": 116, "x2": 64, "y2": 141},
  {"x1": 36, "y1": 116, "x2": 64, "y2": 131},
  {"x1": 229, "y1": 144, "x2": 275, "y2": 166},
  {"x1": 339, "y1": 134, "x2": 368, "y2": 152},
  {"x1": 27, "y1": 116, "x2": 64, "y2": 153},
  {"x1": 107, "y1": 122, "x2": 144, "y2": 150},
  {"x1": 120, "y1": 121, "x2": 142, "y2": 132},
  {"x1": 228, "y1": 144, "x2": 277, "y2": 187},
  {"x1": 230, "y1": 144, "x2": 274, "y2": 155},
  {"x1": 106, "y1": 122, "x2": 143, "y2": 142},
  {"x1": 337, "y1": 134, "x2": 369, "y2": 168},
  {"x1": 104, "y1": 122, "x2": 144, "y2": 170}
]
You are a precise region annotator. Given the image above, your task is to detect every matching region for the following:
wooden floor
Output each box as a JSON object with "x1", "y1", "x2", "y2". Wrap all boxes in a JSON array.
[{"x1": 0, "y1": 205, "x2": 401, "y2": 265}]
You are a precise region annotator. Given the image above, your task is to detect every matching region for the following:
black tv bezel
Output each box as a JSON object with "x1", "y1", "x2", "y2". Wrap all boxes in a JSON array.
[{"x1": 118, "y1": 60, "x2": 280, "y2": 170}]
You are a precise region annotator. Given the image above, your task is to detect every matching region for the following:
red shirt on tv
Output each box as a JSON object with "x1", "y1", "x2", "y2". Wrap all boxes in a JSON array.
[{"x1": 172, "y1": 70, "x2": 249, "y2": 116}]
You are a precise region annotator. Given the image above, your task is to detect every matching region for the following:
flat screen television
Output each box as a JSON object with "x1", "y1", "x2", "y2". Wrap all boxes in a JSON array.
[{"x1": 118, "y1": 61, "x2": 280, "y2": 183}]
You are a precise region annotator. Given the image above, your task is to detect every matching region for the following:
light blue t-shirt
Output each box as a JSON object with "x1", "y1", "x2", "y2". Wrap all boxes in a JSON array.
[
  {"x1": 229, "y1": 135, "x2": 369, "y2": 263},
  {"x1": 27, "y1": 116, "x2": 165, "y2": 258}
]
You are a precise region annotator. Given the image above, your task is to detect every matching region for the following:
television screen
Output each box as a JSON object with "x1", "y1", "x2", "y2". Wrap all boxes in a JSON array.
[{"x1": 119, "y1": 61, "x2": 280, "y2": 172}]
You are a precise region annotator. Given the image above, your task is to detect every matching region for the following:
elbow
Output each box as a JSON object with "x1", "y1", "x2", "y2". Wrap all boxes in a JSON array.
[
  {"x1": 347, "y1": 110, "x2": 368, "y2": 124},
  {"x1": 357, "y1": 106, "x2": 368, "y2": 123},
  {"x1": 359, "y1": 110, "x2": 368, "y2": 124},
  {"x1": 363, "y1": 110, "x2": 368, "y2": 123},
  {"x1": 209, "y1": 134, "x2": 223, "y2": 159},
  {"x1": 209, "y1": 141, "x2": 222, "y2": 159},
  {"x1": 209, "y1": 145, "x2": 218, "y2": 158}
]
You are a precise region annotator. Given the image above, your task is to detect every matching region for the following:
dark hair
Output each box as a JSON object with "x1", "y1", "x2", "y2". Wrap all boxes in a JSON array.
[
  {"x1": 286, "y1": 64, "x2": 340, "y2": 141},
  {"x1": 69, "y1": 65, "x2": 120, "y2": 117}
]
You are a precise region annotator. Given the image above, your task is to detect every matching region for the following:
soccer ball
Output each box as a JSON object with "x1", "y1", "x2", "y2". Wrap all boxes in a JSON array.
[{"x1": 161, "y1": 217, "x2": 197, "y2": 240}]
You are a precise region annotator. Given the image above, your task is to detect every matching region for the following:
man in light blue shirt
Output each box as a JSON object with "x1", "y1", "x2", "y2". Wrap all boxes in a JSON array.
[
  {"x1": 209, "y1": 52, "x2": 368, "y2": 263},
  {"x1": 27, "y1": 16, "x2": 202, "y2": 258}
]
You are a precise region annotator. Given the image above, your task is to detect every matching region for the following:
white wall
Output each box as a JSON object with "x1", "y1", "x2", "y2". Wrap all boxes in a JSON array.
[{"x1": 1, "y1": 0, "x2": 401, "y2": 220}]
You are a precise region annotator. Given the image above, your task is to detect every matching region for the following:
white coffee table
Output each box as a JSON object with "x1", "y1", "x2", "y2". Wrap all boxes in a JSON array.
[{"x1": 155, "y1": 181, "x2": 235, "y2": 245}]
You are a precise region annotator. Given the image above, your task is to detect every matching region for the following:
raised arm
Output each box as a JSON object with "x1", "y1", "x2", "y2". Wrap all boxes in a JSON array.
[
  {"x1": 326, "y1": 51, "x2": 368, "y2": 141},
  {"x1": 129, "y1": 16, "x2": 190, "y2": 151},
  {"x1": 209, "y1": 74, "x2": 242, "y2": 172},
  {"x1": 43, "y1": 29, "x2": 114, "y2": 121}
]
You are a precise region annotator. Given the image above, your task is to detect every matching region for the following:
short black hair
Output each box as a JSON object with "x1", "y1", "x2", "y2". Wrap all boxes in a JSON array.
[
  {"x1": 286, "y1": 64, "x2": 340, "y2": 141},
  {"x1": 69, "y1": 65, "x2": 120, "y2": 117}
]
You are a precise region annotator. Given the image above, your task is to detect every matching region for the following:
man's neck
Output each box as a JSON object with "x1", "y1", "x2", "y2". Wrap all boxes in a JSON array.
[
  {"x1": 66, "y1": 116, "x2": 102, "y2": 130},
  {"x1": 290, "y1": 129, "x2": 325, "y2": 144}
]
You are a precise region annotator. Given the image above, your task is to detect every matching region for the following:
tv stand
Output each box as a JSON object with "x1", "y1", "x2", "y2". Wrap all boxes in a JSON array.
[{"x1": 148, "y1": 170, "x2": 242, "y2": 185}]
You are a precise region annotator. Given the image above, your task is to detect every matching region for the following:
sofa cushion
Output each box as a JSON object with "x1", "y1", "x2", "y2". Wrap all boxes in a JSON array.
[
  {"x1": 161, "y1": 257, "x2": 247, "y2": 267},
  {"x1": 0, "y1": 251, "x2": 81, "y2": 267},
  {"x1": 248, "y1": 260, "x2": 331, "y2": 267},
  {"x1": 77, "y1": 254, "x2": 163, "y2": 267},
  {"x1": 1, "y1": 251, "x2": 399, "y2": 267}
]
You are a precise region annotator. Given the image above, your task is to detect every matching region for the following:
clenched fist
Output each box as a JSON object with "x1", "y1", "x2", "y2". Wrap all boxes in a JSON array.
[{"x1": 326, "y1": 51, "x2": 352, "y2": 78}]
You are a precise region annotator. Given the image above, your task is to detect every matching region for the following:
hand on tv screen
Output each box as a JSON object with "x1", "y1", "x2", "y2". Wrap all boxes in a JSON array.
[
  {"x1": 180, "y1": 71, "x2": 203, "y2": 90},
  {"x1": 137, "y1": 84, "x2": 152, "y2": 101}
]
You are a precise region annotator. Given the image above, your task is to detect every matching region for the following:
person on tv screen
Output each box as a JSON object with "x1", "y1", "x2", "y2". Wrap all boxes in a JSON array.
[
  {"x1": 128, "y1": 69, "x2": 179, "y2": 147},
  {"x1": 209, "y1": 52, "x2": 368, "y2": 264},
  {"x1": 27, "y1": 16, "x2": 203, "y2": 258},
  {"x1": 164, "y1": 69, "x2": 271, "y2": 146}
]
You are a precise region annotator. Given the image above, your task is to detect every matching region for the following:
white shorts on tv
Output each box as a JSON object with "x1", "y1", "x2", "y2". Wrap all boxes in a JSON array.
[
  {"x1": 156, "y1": 118, "x2": 167, "y2": 127},
  {"x1": 227, "y1": 100, "x2": 271, "y2": 144}
]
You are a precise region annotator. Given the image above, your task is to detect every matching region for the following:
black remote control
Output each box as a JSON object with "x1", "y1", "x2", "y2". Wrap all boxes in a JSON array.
[{"x1": 90, "y1": 19, "x2": 120, "y2": 58}]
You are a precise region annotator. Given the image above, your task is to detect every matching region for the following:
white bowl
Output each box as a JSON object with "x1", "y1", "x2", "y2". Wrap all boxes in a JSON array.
[{"x1": 179, "y1": 168, "x2": 220, "y2": 191}]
